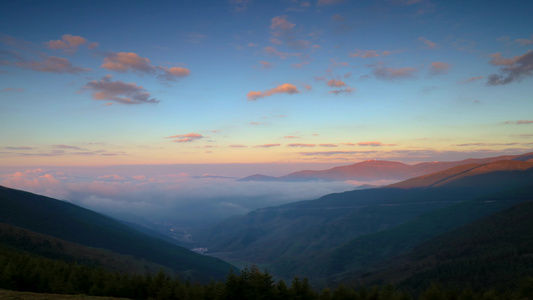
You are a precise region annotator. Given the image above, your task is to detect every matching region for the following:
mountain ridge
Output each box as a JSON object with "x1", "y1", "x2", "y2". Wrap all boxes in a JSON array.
[{"x1": 239, "y1": 152, "x2": 533, "y2": 182}]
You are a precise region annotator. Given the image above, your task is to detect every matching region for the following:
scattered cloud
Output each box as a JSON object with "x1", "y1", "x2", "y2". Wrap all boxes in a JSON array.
[
  {"x1": 283, "y1": 136, "x2": 300, "y2": 139},
  {"x1": 157, "y1": 66, "x2": 191, "y2": 81},
  {"x1": 247, "y1": 83, "x2": 299, "y2": 101},
  {"x1": 287, "y1": 143, "x2": 316, "y2": 147},
  {"x1": 503, "y1": 120, "x2": 533, "y2": 125},
  {"x1": 332, "y1": 14, "x2": 345, "y2": 21},
  {"x1": 429, "y1": 61, "x2": 451, "y2": 75},
  {"x1": 101, "y1": 52, "x2": 155, "y2": 73},
  {"x1": 82, "y1": 75, "x2": 159, "y2": 105},
  {"x1": 515, "y1": 34, "x2": 533, "y2": 46},
  {"x1": 319, "y1": 144, "x2": 338, "y2": 147},
  {"x1": 183, "y1": 32, "x2": 207, "y2": 44},
  {"x1": 44, "y1": 34, "x2": 90, "y2": 53},
  {"x1": 291, "y1": 61, "x2": 310, "y2": 68},
  {"x1": 329, "y1": 87, "x2": 355, "y2": 95},
  {"x1": 269, "y1": 15, "x2": 310, "y2": 50},
  {"x1": 299, "y1": 150, "x2": 378, "y2": 156},
  {"x1": 2, "y1": 87, "x2": 24, "y2": 92},
  {"x1": 165, "y1": 133, "x2": 205, "y2": 143},
  {"x1": 349, "y1": 50, "x2": 379, "y2": 58},
  {"x1": 327, "y1": 79, "x2": 346, "y2": 87},
  {"x1": 487, "y1": 51, "x2": 533, "y2": 85},
  {"x1": 254, "y1": 144, "x2": 281, "y2": 148},
  {"x1": 318, "y1": 0, "x2": 348, "y2": 5},
  {"x1": 258, "y1": 60, "x2": 273, "y2": 69},
  {"x1": 16, "y1": 56, "x2": 90, "y2": 74},
  {"x1": 418, "y1": 36, "x2": 437, "y2": 49},
  {"x1": 454, "y1": 142, "x2": 520, "y2": 147},
  {"x1": 230, "y1": 0, "x2": 251, "y2": 12},
  {"x1": 460, "y1": 76, "x2": 484, "y2": 84},
  {"x1": 4, "y1": 146, "x2": 34, "y2": 150},
  {"x1": 230, "y1": 145, "x2": 247, "y2": 148},
  {"x1": 248, "y1": 42, "x2": 258, "y2": 47},
  {"x1": 373, "y1": 65, "x2": 418, "y2": 80},
  {"x1": 357, "y1": 141, "x2": 396, "y2": 147},
  {"x1": 54, "y1": 145, "x2": 85, "y2": 150},
  {"x1": 263, "y1": 46, "x2": 302, "y2": 59}
]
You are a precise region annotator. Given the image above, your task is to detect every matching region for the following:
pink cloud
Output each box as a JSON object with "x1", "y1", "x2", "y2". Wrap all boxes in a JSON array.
[
  {"x1": 284, "y1": 136, "x2": 300, "y2": 139},
  {"x1": 82, "y1": 75, "x2": 159, "y2": 105},
  {"x1": 16, "y1": 56, "x2": 90, "y2": 74},
  {"x1": 247, "y1": 83, "x2": 300, "y2": 101},
  {"x1": 165, "y1": 133, "x2": 205, "y2": 143},
  {"x1": 327, "y1": 79, "x2": 346, "y2": 87},
  {"x1": 101, "y1": 52, "x2": 155, "y2": 73},
  {"x1": 248, "y1": 42, "x2": 258, "y2": 47},
  {"x1": 429, "y1": 61, "x2": 451, "y2": 75},
  {"x1": 319, "y1": 144, "x2": 338, "y2": 147},
  {"x1": 157, "y1": 66, "x2": 191, "y2": 81},
  {"x1": 418, "y1": 36, "x2": 437, "y2": 49},
  {"x1": 45, "y1": 34, "x2": 89, "y2": 52}
]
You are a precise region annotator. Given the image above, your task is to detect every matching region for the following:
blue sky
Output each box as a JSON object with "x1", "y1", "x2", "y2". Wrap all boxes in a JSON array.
[{"x1": 1, "y1": 0, "x2": 532, "y2": 168}]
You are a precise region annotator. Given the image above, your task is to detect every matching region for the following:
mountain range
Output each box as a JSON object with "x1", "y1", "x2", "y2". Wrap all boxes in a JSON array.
[
  {"x1": 239, "y1": 152, "x2": 533, "y2": 182},
  {"x1": 200, "y1": 157, "x2": 533, "y2": 284}
]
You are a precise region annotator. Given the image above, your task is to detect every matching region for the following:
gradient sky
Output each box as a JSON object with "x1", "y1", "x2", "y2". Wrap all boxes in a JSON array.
[{"x1": 1, "y1": 0, "x2": 533, "y2": 168}]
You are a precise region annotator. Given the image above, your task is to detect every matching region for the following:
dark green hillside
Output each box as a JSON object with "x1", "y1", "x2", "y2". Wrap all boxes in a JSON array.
[
  {"x1": 309, "y1": 183, "x2": 533, "y2": 285},
  {"x1": 0, "y1": 185, "x2": 235, "y2": 282},
  {"x1": 0, "y1": 222, "x2": 174, "y2": 275},
  {"x1": 201, "y1": 160, "x2": 533, "y2": 280},
  {"x1": 359, "y1": 200, "x2": 533, "y2": 292}
]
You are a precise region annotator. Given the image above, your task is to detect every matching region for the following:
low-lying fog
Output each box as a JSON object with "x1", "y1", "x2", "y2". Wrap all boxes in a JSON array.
[{"x1": 0, "y1": 164, "x2": 397, "y2": 242}]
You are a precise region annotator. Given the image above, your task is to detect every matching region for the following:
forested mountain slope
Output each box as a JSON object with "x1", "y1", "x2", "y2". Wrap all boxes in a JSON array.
[{"x1": 0, "y1": 185, "x2": 235, "y2": 282}]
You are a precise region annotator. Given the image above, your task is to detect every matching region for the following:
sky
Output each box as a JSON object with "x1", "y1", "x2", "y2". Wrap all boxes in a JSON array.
[{"x1": 1, "y1": 0, "x2": 532, "y2": 169}]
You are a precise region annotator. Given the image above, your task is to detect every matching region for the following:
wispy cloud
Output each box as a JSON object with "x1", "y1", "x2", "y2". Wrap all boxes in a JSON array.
[
  {"x1": 247, "y1": 83, "x2": 299, "y2": 101},
  {"x1": 82, "y1": 75, "x2": 159, "y2": 105},
  {"x1": 460, "y1": 76, "x2": 484, "y2": 84},
  {"x1": 373, "y1": 65, "x2": 418, "y2": 80},
  {"x1": 418, "y1": 36, "x2": 437, "y2": 49},
  {"x1": 429, "y1": 61, "x2": 451, "y2": 75},
  {"x1": 287, "y1": 143, "x2": 316, "y2": 147},
  {"x1": 329, "y1": 87, "x2": 355, "y2": 95},
  {"x1": 503, "y1": 120, "x2": 533, "y2": 125},
  {"x1": 157, "y1": 66, "x2": 191, "y2": 81},
  {"x1": 2, "y1": 87, "x2": 24, "y2": 92},
  {"x1": 165, "y1": 133, "x2": 205, "y2": 143},
  {"x1": 515, "y1": 34, "x2": 533, "y2": 46},
  {"x1": 254, "y1": 144, "x2": 281, "y2": 148},
  {"x1": 327, "y1": 79, "x2": 346, "y2": 87},
  {"x1": 270, "y1": 15, "x2": 310, "y2": 50},
  {"x1": 16, "y1": 56, "x2": 90, "y2": 74}
]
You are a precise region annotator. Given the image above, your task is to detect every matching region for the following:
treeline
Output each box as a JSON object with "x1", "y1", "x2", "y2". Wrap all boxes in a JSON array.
[{"x1": 2, "y1": 244, "x2": 533, "y2": 300}]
